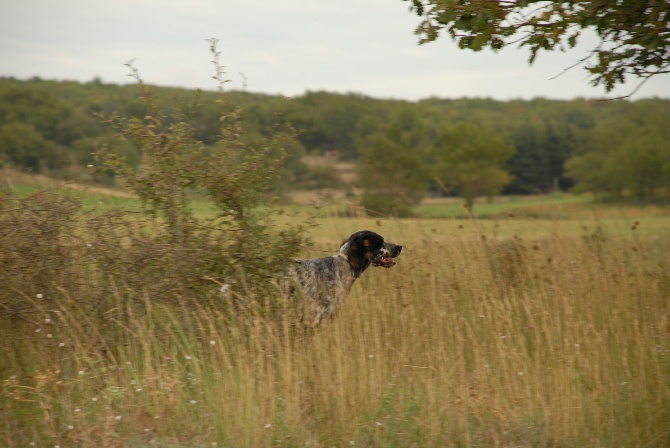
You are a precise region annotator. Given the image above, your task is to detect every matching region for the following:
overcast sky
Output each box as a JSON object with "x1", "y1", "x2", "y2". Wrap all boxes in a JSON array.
[{"x1": 2, "y1": 0, "x2": 668, "y2": 101}]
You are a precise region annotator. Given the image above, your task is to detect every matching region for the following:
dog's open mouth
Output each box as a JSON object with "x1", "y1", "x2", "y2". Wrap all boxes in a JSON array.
[{"x1": 377, "y1": 256, "x2": 396, "y2": 268}]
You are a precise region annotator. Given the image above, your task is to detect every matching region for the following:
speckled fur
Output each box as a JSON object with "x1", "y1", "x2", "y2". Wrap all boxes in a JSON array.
[{"x1": 288, "y1": 230, "x2": 402, "y2": 326}]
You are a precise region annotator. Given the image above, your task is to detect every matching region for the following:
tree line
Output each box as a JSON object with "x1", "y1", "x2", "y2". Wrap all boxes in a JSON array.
[{"x1": 1, "y1": 77, "x2": 669, "y2": 213}]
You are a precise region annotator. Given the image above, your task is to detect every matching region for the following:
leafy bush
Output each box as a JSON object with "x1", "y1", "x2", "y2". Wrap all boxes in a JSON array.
[
  {"x1": 0, "y1": 188, "x2": 82, "y2": 315},
  {"x1": 94, "y1": 40, "x2": 308, "y2": 299},
  {"x1": 360, "y1": 191, "x2": 415, "y2": 217},
  {"x1": 0, "y1": 40, "x2": 310, "y2": 327},
  {"x1": 356, "y1": 127, "x2": 428, "y2": 216}
]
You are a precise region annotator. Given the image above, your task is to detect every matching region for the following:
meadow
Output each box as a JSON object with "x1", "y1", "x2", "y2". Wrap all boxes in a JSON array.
[{"x1": 1, "y1": 183, "x2": 669, "y2": 447}]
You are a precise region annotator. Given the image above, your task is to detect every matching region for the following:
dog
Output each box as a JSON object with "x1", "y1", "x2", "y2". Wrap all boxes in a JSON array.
[{"x1": 288, "y1": 230, "x2": 402, "y2": 326}]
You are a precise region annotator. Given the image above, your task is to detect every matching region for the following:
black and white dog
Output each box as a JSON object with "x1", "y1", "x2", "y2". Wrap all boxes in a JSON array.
[{"x1": 289, "y1": 230, "x2": 402, "y2": 326}]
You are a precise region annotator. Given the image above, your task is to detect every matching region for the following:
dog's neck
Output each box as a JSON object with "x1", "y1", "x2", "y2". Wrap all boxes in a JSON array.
[{"x1": 337, "y1": 253, "x2": 368, "y2": 279}]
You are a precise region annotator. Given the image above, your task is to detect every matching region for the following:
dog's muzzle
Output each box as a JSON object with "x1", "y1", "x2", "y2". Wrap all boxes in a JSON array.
[{"x1": 374, "y1": 244, "x2": 402, "y2": 268}]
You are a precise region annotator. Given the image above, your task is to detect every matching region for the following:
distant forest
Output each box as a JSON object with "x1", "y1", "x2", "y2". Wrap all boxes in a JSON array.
[{"x1": 1, "y1": 77, "x2": 669, "y2": 202}]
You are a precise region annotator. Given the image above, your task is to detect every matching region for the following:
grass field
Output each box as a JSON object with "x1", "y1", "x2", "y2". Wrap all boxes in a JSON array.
[{"x1": 1, "y1": 180, "x2": 669, "y2": 447}]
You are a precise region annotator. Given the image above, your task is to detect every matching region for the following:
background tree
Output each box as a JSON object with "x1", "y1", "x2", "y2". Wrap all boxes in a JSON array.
[
  {"x1": 504, "y1": 117, "x2": 577, "y2": 194},
  {"x1": 356, "y1": 124, "x2": 428, "y2": 216},
  {"x1": 403, "y1": 0, "x2": 670, "y2": 95},
  {"x1": 287, "y1": 92, "x2": 374, "y2": 159},
  {"x1": 565, "y1": 102, "x2": 670, "y2": 201},
  {"x1": 0, "y1": 122, "x2": 59, "y2": 172},
  {"x1": 0, "y1": 86, "x2": 74, "y2": 142},
  {"x1": 432, "y1": 123, "x2": 514, "y2": 213}
]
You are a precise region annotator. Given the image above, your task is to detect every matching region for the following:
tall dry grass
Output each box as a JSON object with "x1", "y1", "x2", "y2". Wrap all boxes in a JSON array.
[{"x1": 1, "y1": 215, "x2": 669, "y2": 447}]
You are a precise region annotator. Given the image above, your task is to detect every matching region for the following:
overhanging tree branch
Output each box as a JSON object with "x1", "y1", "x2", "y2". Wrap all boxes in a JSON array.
[{"x1": 403, "y1": 0, "x2": 670, "y2": 95}]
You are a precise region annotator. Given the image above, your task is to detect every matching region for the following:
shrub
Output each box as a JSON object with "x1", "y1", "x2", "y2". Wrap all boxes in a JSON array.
[
  {"x1": 360, "y1": 191, "x2": 415, "y2": 217},
  {"x1": 0, "y1": 187, "x2": 82, "y2": 315},
  {"x1": 0, "y1": 40, "x2": 310, "y2": 329},
  {"x1": 94, "y1": 40, "x2": 309, "y2": 300}
]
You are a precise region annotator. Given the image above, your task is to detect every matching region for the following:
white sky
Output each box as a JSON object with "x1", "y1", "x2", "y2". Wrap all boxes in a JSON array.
[{"x1": 1, "y1": 0, "x2": 668, "y2": 101}]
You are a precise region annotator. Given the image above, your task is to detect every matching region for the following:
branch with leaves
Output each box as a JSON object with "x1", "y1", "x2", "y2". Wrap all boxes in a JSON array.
[{"x1": 404, "y1": 0, "x2": 670, "y2": 96}]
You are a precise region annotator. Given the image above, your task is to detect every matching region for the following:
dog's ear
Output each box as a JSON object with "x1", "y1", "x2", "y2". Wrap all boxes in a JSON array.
[{"x1": 345, "y1": 231, "x2": 384, "y2": 268}]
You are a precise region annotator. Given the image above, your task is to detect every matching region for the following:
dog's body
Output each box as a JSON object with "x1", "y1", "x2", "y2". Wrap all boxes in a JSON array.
[{"x1": 288, "y1": 230, "x2": 402, "y2": 326}]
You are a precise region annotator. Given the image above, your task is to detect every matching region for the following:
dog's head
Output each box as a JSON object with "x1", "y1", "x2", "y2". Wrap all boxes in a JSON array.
[{"x1": 339, "y1": 230, "x2": 402, "y2": 272}]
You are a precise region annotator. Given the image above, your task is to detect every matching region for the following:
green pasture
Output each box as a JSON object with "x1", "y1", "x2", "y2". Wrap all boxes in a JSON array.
[
  {"x1": 278, "y1": 191, "x2": 669, "y2": 222},
  {"x1": 7, "y1": 179, "x2": 669, "y2": 222},
  {"x1": 415, "y1": 194, "x2": 591, "y2": 219}
]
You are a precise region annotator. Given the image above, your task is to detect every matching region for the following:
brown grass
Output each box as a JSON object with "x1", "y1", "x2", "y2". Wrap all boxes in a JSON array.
[{"x1": 1, "y1": 210, "x2": 669, "y2": 447}]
